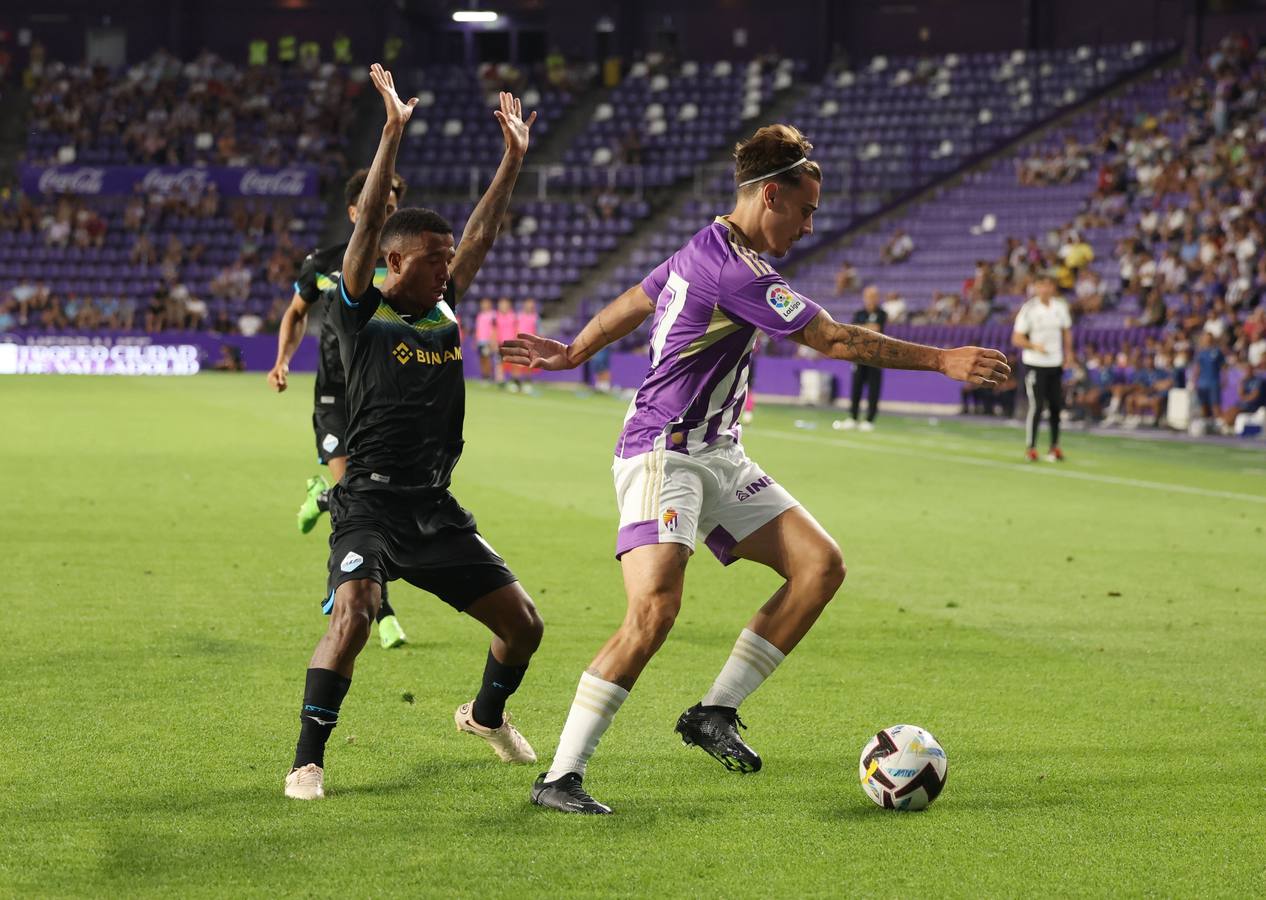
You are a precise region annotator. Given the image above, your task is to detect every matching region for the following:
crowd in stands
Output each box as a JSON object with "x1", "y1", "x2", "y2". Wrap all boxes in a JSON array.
[
  {"x1": 1, "y1": 48, "x2": 342, "y2": 336},
  {"x1": 996, "y1": 34, "x2": 1266, "y2": 432},
  {"x1": 0, "y1": 185, "x2": 308, "y2": 335},
  {"x1": 24, "y1": 48, "x2": 354, "y2": 175}
]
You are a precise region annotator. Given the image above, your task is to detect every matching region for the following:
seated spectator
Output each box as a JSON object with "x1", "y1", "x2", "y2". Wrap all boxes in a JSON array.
[
  {"x1": 1058, "y1": 232, "x2": 1094, "y2": 280},
  {"x1": 0, "y1": 298, "x2": 17, "y2": 332},
  {"x1": 1076, "y1": 350, "x2": 1119, "y2": 422},
  {"x1": 62, "y1": 293, "x2": 84, "y2": 328},
  {"x1": 238, "y1": 311, "x2": 264, "y2": 336},
  {"x1": 881, "y1": 291, "x2": 907, "y2": 323},
  {"x1": 1128, "y1": 354, "x2": 1175, "y2": 427},
  {"x1": 880, "y1": 228, "x2": 914, "y2": 265},
  {"x1": 1133, "y1": 289, "x2": 1168, "y2": 328},
  {"x1": 73, "y1": 207, "x2": 107, "y2": 249},
  {"x1": 44, "y1": 210, "x2": 71, "y2": 248},
  {"x1": 1073, "y1": 269, "x2": 1105, "y2": 316},
  {"x1": 172, "y1": 283, "x2": 208, "y2": 330},
  {"x1": 131, "y1": 234, "x2": 158, "y2": 267},
  {"x1": 123, "y1": 195, "x2": 145, "y2": 231},
  {"x1": 834, "y1": 260, "x2": 858, "y2": 296},
  {"x1": 1219, "y1": 359, "x2": 1265, "y2": 432},
  {"x1": 145, "y1": 287, "x2": 168, "y2": 333}
]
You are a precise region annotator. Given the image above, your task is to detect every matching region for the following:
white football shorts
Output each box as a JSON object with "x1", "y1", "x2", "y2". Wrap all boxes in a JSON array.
[{"x1": 612, "y1": 441, "x2": 800, "y2": 564}]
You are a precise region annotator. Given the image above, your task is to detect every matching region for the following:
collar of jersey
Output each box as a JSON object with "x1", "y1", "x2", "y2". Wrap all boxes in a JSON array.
[
  {"x1": 714, "y1": 215, "x2": 756, "y2": 250},
  {"x1": 374, "y1": 297, "x2": 456, "y2": 330}
]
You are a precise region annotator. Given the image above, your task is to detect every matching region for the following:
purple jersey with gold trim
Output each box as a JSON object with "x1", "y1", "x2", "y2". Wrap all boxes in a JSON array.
[{"x1": 616, "y1": 217, "x2": 821, "y2": 458}]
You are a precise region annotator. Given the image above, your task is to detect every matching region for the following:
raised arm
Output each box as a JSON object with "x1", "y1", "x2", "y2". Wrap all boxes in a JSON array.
[
  {"x1": 499, "y1": 284, "x2": 656, "y2": 371},
  {"x1": 795, "y1": 309, "x2": 1010, "y2": 385},
  {"x1": 343, "y1": 64, "x2": 416, "y2": 298},
  {"x1": 449, "y1": 92, "x2": 537, "y2": 301}
]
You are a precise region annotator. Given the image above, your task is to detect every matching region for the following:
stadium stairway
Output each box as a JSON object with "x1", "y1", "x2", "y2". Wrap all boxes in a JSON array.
[
  {"x1": 315, "y1": 78, "x2": 385, "y2": 246},
  {"x1": 529, "y1": 83, "x2": 614, "y2": 166}
]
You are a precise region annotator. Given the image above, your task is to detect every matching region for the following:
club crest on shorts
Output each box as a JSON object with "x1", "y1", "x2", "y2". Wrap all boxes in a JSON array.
[
  {"x1": 662, "y1": 508, "x2": 678, "y2": 532},
  {"x1": 765, "y1": 283, "x2": 804, "y2": 322},
  {"x1": 340, "y1": 551, "x2": 363, "y2": 573},
  {"x1": 322, "y1": 433, "x2": 340, "y2": 453}
]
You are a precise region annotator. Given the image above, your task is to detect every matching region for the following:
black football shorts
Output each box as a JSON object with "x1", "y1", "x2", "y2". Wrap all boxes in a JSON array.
[{"x1": 324, "y1": 483, "x2": 517, "y2": 612}]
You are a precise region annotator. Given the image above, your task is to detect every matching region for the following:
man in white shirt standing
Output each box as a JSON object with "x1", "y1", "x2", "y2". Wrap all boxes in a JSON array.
[{"x1": 1013, "y1": 272, "x2": 1073, "y2": 461}]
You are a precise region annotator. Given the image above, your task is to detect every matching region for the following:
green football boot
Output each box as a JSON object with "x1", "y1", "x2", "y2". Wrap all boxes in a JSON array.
[
  {"x1": 378, "y1": 614, "x2": 408, "y2": 649},
  {"x1": 297, "y1": 475, "x2": 329, "y2": 534}
]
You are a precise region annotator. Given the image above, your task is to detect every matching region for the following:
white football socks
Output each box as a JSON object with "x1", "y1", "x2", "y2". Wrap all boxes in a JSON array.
[
  {"x1": 701, "y1": 628, "x2": 786, "y2": 709},
  {"x1": 544, "y1": 672, "x2": 629, "y2": 782}
]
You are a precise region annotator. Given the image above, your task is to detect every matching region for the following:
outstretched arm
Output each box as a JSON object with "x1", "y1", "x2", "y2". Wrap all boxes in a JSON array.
[
  {"x1": 499, "y1": 284, "x2": 655, "y2": 370},
  {"x1": 343, "y1": 63, "x2": 417, "y2": 298},
  {"x1": 449, "y1": 92, "x2": 537, "y2": 301},
  {"x1": 795, "y1": 310, "x2": 1010, "y2": 385}
]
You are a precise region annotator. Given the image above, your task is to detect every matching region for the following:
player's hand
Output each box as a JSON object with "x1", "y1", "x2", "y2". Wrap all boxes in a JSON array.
[
  {"x1": 369, "y1": 63, "x2": 417, "y2": 128},
  {"x1": 267, "y1": 362, "x2": 289, "y2": 392},
  {"x1": 493, "y1": 91, "x2": 536, "y2": 159},
  {"x1": 941, "y1": 347, "x2": 1011, "y2": 385},
  {"x1": 500, "y1": 333, "x2": 572, "y2": 370}
]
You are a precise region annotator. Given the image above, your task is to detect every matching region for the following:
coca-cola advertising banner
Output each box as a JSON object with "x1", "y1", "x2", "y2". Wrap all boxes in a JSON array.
[{"x1": 19, "y1": 164, "x2": 319, "y2": 198}]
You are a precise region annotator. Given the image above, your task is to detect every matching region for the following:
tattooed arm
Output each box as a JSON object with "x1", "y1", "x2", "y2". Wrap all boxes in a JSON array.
[{"x1": 793, "y1": 310, "x2": 1011, "y2": 385}]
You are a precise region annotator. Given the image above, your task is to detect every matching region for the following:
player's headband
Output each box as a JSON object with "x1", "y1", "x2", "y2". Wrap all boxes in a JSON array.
[{"x1": 738, "y1": 157, "x2": 809, "y2": 188}]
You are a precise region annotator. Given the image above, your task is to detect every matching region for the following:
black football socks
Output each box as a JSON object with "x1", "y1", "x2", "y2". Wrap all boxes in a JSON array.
[
  {"x1": 293, "y1": 667, "x2": 352, "y2": 769},
  {"x1": 472, "y1": 648, "x2": 528, "y2": 729}
]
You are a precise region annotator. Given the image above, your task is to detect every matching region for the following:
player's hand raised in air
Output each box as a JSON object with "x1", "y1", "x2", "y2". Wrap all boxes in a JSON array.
[
  {"x1": 494, "y1": 91, "x2": 537, "y2": 159},
  {"x1": 940, "y1": 347, "x2": 1011, "y2": 385},
  {"x1": 369, "y1": 63, "x2": 417, "y2": 128},
  {"x1": 500, "y1": 333, "x2": 573, "y2": 371}
]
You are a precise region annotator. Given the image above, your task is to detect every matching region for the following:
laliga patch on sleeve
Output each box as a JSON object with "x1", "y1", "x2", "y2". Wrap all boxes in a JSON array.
[
  {"x1": 340, "y1": 551, "x2": 364, "y2": 573},
  {"x1": 766, "y1": 283, "x2": 805, "y2": 322},
  {"x1": 322, "y1": 433, "x2": 340, "y2": 453}
]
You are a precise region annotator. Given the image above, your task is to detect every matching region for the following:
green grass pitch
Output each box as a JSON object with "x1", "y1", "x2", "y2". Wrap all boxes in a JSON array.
[{"x1": 4, "y1": 374, "x2": 1264, "y2": 897}]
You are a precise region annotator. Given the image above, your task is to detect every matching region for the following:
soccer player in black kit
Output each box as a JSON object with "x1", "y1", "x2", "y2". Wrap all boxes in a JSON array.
[
  {"x1": 268, "y1": 169, "x2": 412, "y2": 650},
  {"x1": 285, "y1": 64, "x2": 543, "y2": 800}
]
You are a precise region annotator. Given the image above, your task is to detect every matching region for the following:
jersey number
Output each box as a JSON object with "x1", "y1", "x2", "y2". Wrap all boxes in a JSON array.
[{"x1": 650, "y1": 271, "x2": 689, "y2": 368}]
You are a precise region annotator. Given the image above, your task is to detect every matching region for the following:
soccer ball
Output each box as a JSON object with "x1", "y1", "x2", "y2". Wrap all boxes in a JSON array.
[{"x1": 858, "y1": 724, "x2": 948, "y2": 811}]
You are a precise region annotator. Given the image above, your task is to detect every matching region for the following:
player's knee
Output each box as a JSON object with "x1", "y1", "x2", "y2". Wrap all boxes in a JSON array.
[
  {"x1": 626, "y1": 594, "x2": 680, "y2": 646},
  {"x1": 329, "y1": 582, "x2": 377, "y2": 642},
  {"x1": 796, "y1": 540, "x2": 846, "y2": 601},
  {"x1": 507, "y1": 602, "x2": 544, "y2": 654}
]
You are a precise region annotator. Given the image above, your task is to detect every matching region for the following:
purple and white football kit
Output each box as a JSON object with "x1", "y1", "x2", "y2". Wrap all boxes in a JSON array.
[{"x1": 613, "y1": 217, "x2": 821, "y2": 563}]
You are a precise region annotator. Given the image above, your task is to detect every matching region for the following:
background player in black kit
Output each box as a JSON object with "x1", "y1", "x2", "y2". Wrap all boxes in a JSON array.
[
  {"x1": 285, "y1": 64, "x2": 544, "y2": 800},
  {"x1": 268, "y1": 169, "x2": 412, "y2": 650}
]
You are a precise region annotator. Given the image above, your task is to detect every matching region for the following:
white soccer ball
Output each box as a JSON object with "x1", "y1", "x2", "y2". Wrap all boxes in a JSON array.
[{"x1": 858, "y1": 724, "x2": 948, "y2": 811}]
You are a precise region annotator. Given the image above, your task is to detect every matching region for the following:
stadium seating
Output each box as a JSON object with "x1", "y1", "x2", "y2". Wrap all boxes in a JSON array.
[
  {"x1": 393, "y1": 65, "x2": 574, "y2": 192},
  {"x1": 792, "y1": 66, "x2": 1187, "y2": 325},
  {"x1": 570, "y1": 43, "x2": 1173, "y2": 339}
]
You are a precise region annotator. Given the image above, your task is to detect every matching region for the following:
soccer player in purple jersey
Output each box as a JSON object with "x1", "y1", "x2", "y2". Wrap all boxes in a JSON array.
[{"x1": 502, "y1": 124, "x2": 1010, "y2": 814}]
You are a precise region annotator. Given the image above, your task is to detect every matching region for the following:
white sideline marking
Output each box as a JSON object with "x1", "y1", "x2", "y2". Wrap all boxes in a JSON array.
[
  {"x1": 503, "y1": 393, "x2": 1266, "y2": 504},
  {"x1": 759, "y1": 429, "x2": 1266, "y2": 505}
]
